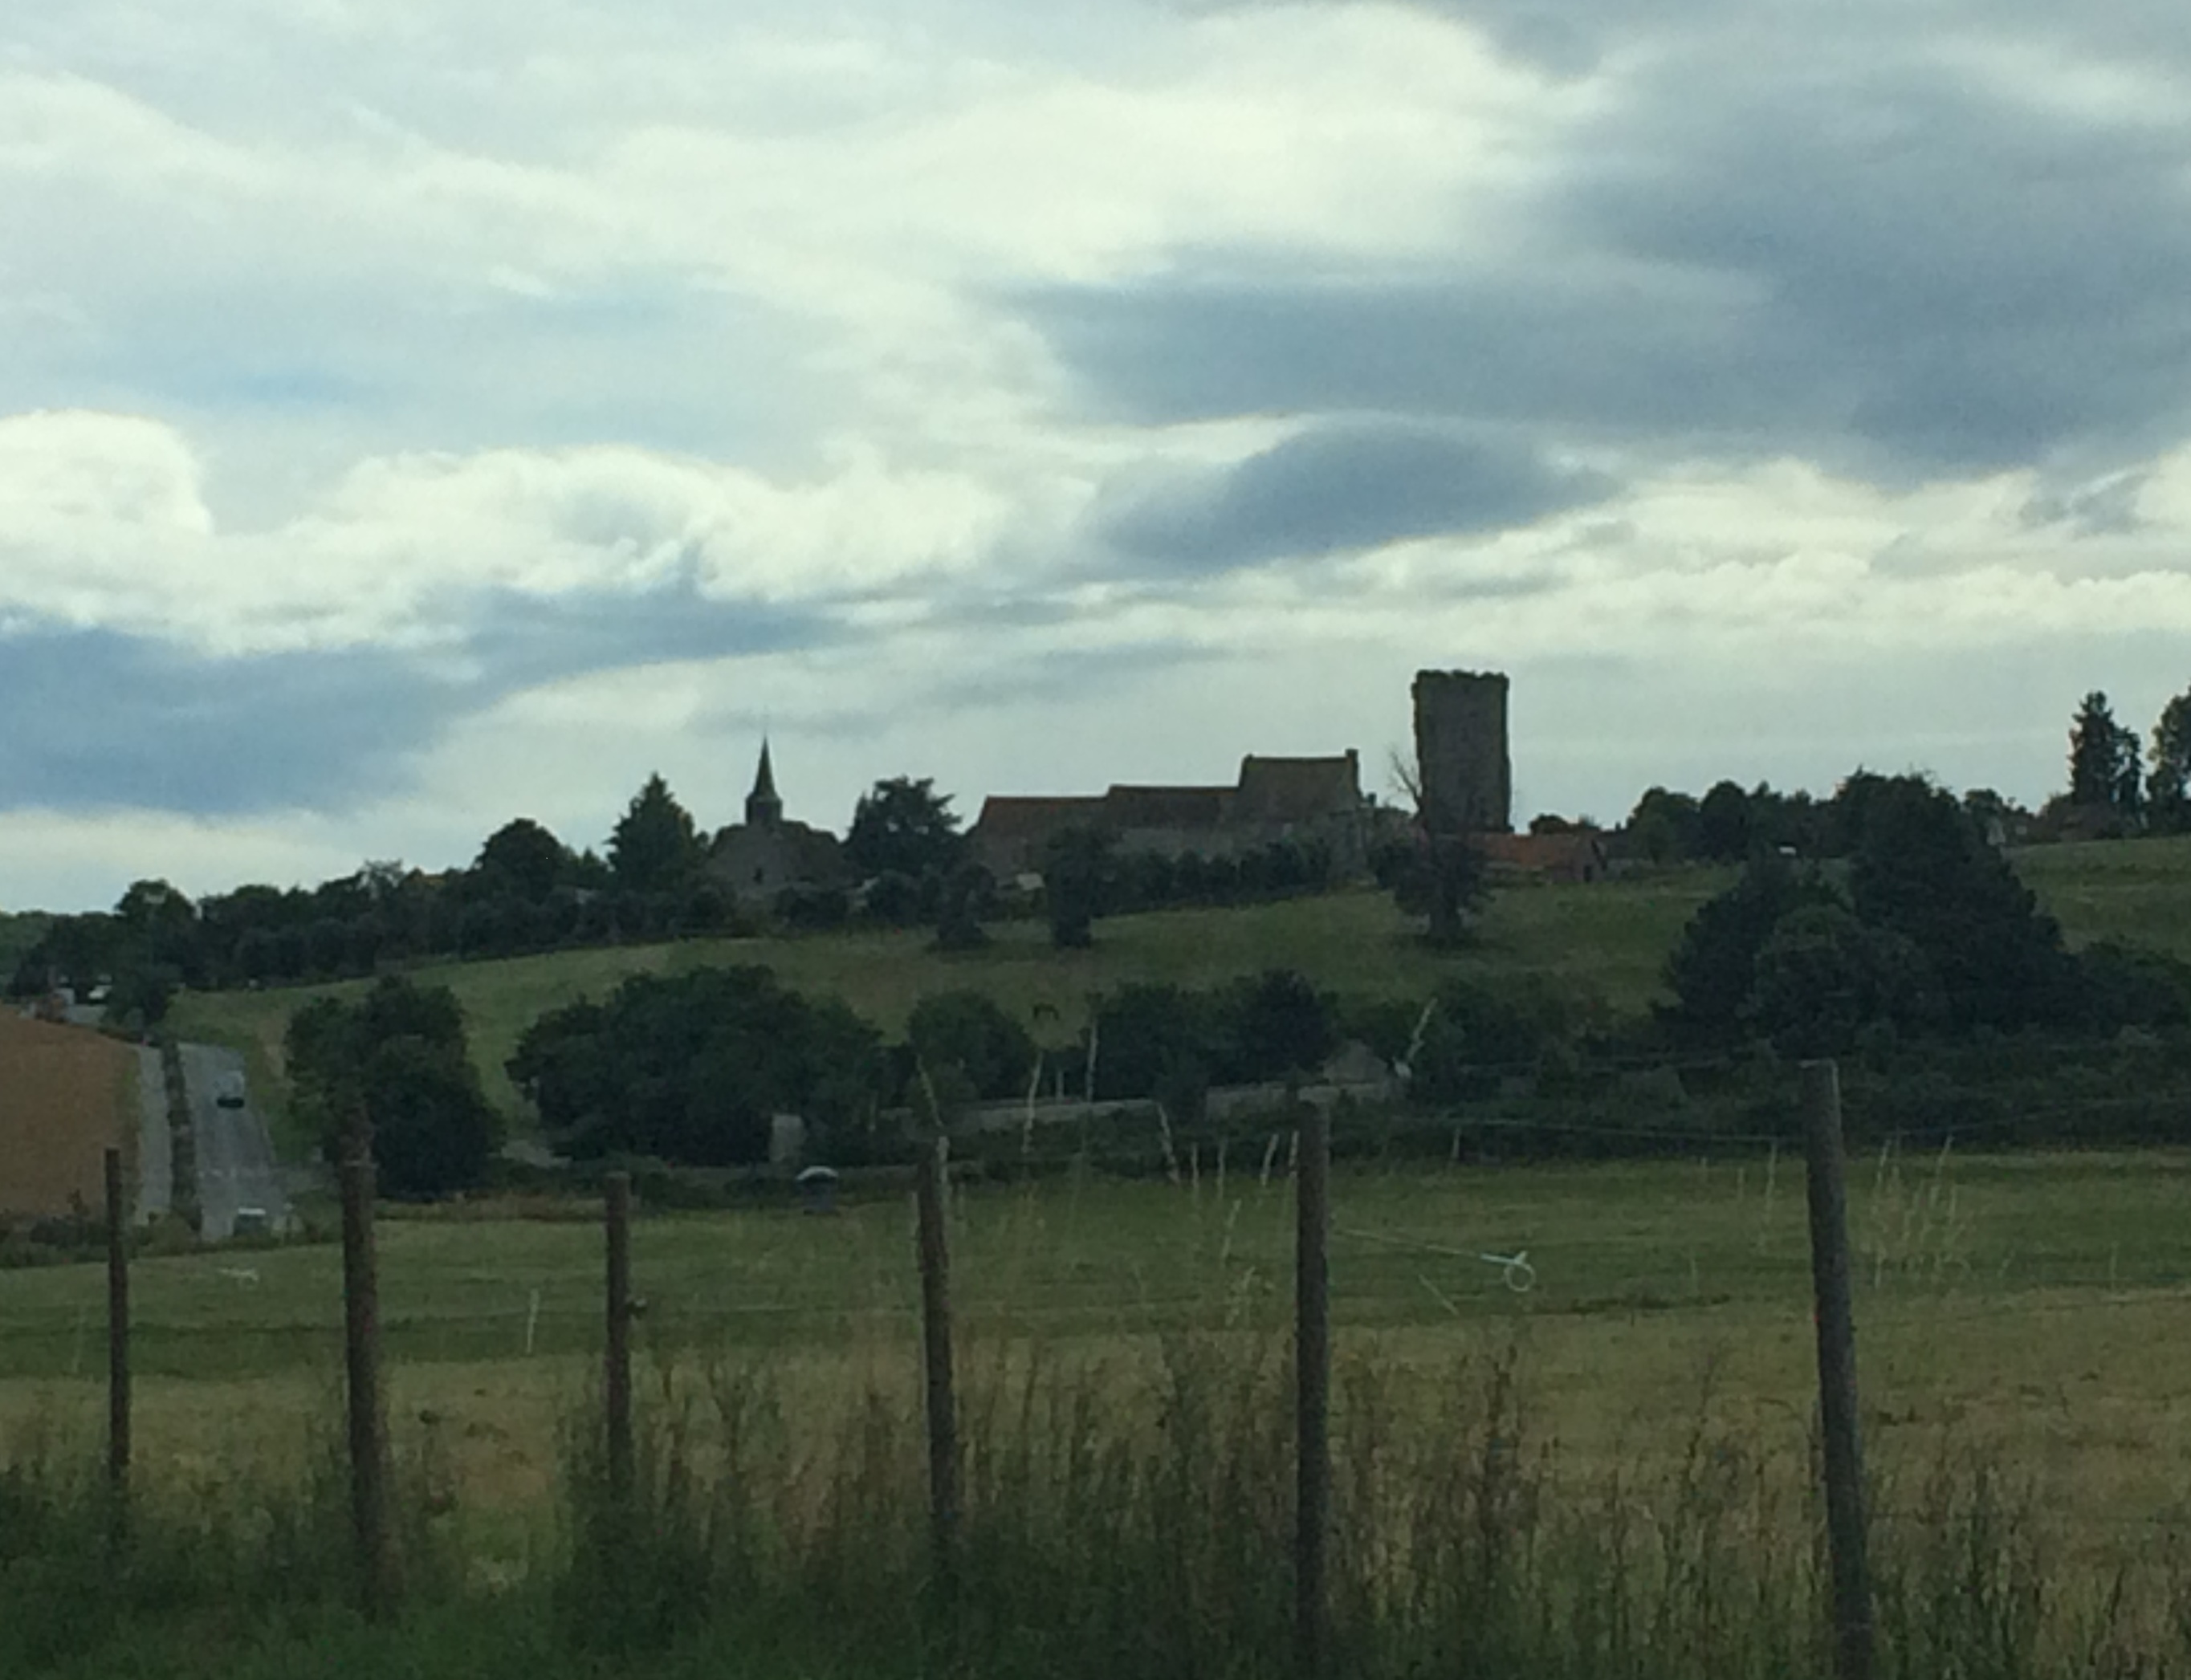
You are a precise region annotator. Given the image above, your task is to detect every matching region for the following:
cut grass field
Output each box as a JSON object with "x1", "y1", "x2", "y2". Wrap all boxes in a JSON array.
[
  {"x1": 165, "y1": 834, "x2": 2191, "y2": 1132},
  {"x1": 0, "y1": 1013, "x2": 136, "y2": 1219},
  {"x1": 6, "y1": 1149, "x2": 2191, "y2": 1556}
]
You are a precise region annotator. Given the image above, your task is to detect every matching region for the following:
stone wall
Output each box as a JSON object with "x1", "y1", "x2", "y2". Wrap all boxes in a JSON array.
[{"x1": 1412, "y1": 669, "x2": 1512, "y2": 834}]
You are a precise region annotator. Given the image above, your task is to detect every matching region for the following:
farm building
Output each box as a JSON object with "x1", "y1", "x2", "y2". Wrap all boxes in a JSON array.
[
  {"x1": 971, "y1": 751, "x2": 1372, "y2": 881},
  {"x1": 0, "y1": 1011, "x2": 134, "y2": 1220},
  {"x1": 1475, "y1": 830, "x2": 1610, "y2": 885}
]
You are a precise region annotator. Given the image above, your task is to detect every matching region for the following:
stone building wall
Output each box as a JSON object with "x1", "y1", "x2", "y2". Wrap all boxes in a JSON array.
[{"x1": 1412, "y1": 669, "x2": 1513, "y2": 834}]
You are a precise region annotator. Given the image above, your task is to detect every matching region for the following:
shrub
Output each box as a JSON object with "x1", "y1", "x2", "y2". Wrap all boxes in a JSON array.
[
  {"x1": 287, "y1": 977, "x2": 500, "y2": 1196},
  {"x1": 907, "y1": 991, "x2": 1037, "y2": 1102}
]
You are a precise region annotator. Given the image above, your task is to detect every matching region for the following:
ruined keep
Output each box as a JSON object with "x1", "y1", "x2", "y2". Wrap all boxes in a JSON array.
[{"x1": 1412, "y1": 669, "x2": 1512, "y2": 833}]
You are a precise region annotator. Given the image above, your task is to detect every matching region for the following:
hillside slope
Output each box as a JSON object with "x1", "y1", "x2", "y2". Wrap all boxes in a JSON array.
[{"x1": 166, "y1": 836, "x2": 2191, "y2": 1133}]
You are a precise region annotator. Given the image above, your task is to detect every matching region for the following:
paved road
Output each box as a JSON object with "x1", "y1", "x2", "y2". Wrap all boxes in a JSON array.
[
  {"x1": 133, "y1": 1044, "x2": 171, "y2": 1224},
  {"x1": 178, "y1": 1043, "x2": 290, "y2": 1240}
]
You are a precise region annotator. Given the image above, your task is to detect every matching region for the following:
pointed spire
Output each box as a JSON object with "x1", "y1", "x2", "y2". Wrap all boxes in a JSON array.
[{"x1": 745, "y1": 738, "x2": 784, "y2": 828}]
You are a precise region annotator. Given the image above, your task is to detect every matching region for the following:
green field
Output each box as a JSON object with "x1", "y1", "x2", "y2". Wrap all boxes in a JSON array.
[
  {"x1": 165, "y1": 835, "x2": 2191, "y2": 1133},
  {"x1": 10, "y1": 1148, "x2": 2191, "y2": 1674},
  {"x1": 20, "y1": 840, "x2": 2187, "y2": 1675},
  {"x1": 168, "y1": 877, "x2": 1730, "y2": 1127},
  {"x1": 6, "y1": 1151, "x2": 2190, "y2": 1532}
]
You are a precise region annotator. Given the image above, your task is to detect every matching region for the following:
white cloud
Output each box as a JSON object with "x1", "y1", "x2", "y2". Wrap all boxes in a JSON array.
[{"x1": 4, "y1": 0, "x2": 2191, "y2": 906}]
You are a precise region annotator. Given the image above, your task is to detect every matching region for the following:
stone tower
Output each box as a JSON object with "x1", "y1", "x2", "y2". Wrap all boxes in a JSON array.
[
  {"x1": 1411, "y1": 670, "x2": 1512, "y2": 833},
  {"x1": 744, "y1": 739, "x2": 784, "y2": 829}
]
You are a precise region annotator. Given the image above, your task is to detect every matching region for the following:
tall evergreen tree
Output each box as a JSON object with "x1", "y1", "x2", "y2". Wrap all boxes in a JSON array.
[
  {"x1": 845, "y1": 777, "x2": 964, "y2": 881},
  {"x1": 608, "y1": 774, "x2": 703, "y2": 893},
  {"x1": 2151, "y1": 687, "x2": 2191, "y2": 828},
  {"x1": 2068, "y1": 691, "x2": 2142, "y2": 815}
]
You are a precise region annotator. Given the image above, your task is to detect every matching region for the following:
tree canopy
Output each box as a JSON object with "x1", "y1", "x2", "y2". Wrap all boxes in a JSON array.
[
  {"x1": 285, "y1": 977, "x2": 499, "y2": 1197},
  {"x1": 474, "y1": 818, "x2": 570, "y2": 903},
  {"x1": 609, "y1": 774, "x2": 704, "y2": 893},
  {"x1": 508, "y1": 966, "x2": 886, "y2": 1165},
  {"x1": 2152, "y1": 686, "x2": 2191, "y2": 829},
  {"x1": 1043, "y1": 824, "x2": 1115, "y2": 949},
  {"x1": 2068, "y1": 691, "x2": 2143, "y2": 816},
  {"x1": 844, "y1": 777, "x2": 965, "y2": 883}
]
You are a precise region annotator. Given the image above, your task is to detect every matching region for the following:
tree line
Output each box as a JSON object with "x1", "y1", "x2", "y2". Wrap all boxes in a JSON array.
[
  {"x1": 301, "y1": 760, "x2": 2191, "y2": 1194},
  {"x1": 6, "y1": 772, "x2": 990, "y2": 1016},
  {"x1": 1609, "y1": 684, "x2": 2191, "y2": 865}
]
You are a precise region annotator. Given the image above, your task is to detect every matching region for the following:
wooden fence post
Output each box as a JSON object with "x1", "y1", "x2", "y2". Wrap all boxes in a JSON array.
[
  {"x1": 914, "y1": 1133, "x2": 960, "y2": 1598},
  {"x1": 604, "y1": 1172, "x2": 634, "y2": 1509},
  {"x1": 1296, "y1": 1104, "x2": 1332, "y2": 1680},
  {"x1": 104, "y1": 1146, "x2": 130, "y2": 1551},
  {"x1": 1802, "y1": 1059, "x2": 1874, "y2": 1680},
  {"x1": 340, "y1": 1128, "x2": 396, "y2": 1620}
]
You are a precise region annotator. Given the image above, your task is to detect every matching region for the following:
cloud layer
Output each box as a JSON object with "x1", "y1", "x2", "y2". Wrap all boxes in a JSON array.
[{"x1": 4, "y1": 0, "x2": 2191, "y2": 906}]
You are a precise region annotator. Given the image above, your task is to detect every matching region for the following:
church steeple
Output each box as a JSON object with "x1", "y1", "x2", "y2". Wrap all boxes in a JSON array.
[{"x1": 745, "y1": 738, "x2": 784, "y2": 828}]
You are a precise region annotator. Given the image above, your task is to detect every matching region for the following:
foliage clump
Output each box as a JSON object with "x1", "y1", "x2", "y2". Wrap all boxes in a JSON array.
[
  {"x1": 286, "y1": 976, "x2": 501, "y2": 1197},
  {"x1": 509, "y1": 966, "x2": 886, "y2": 1165}
]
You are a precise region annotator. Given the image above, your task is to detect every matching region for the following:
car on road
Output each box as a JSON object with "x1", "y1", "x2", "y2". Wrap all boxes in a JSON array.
[
  {"x1": 232, "y1": 1206, "x2": 271, "y2": 1238},
  {"x1": 216, "y1": 1072, "x2": 247, "y2": 1109}
]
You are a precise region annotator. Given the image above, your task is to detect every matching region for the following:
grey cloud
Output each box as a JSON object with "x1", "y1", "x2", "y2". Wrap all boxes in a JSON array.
[
  {"x1": 458, "y1": 576, "x2": 833, "y2": 688},
  {"x1": 0, "y1": 627, "x2": 452, "y2": 815},
  {"x1": 1100, "y1": 421, "x2": 1616, "y2": 572},
  {"x1": 0, "y1": 584, "x2": 833, "y2": 818},
  {"x1": 1557, "y1": 59, "x2": 2191, "y2": 477},
  {"x1": 2019, "y1": 471, "x2": 2150, "y2": 539},
  {"x1": 1219, "y1": 1, "x2": 2191, "y2": 81},
  {"x1": 1026, "y1": 35, "x2": 2191, "y2": 487},
  {"x1": 922, "y1": 639, "x2": 1229, "y2": 715}
]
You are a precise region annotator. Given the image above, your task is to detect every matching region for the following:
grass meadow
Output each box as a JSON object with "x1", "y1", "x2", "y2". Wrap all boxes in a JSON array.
[
  {"x1": 19, "y1": 835, "x2": 2185, "y2": 1674},
  {"x1": 165, "y1": 836, "x2": 2191, "y2": 1133},
  {"x1": 9, "y1": 1150, "x2": 2191, "y2": 1674}
]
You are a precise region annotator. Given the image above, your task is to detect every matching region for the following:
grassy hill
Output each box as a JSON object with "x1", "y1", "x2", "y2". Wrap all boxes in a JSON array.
[{"x1": 166, "y1": 835, "x2": 2191, "y2": 1133}]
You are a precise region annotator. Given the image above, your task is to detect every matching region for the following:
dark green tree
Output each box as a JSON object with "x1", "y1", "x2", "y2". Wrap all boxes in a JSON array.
[
  {"x1": 508, "y1": 966, "x2": 886, "y2": 1165},
  {"x1": 2150, "y1": 687, "x2": 2191, "y2": 831},
  {"x1": 1089, "y1": 982, "x2": 1209, "y2": 1101},
  {"x1": 1747, "y1": 904, "x2": 1936, "y2": 1057},
  {"x1": 1849, "y1": 776, "x2": 2076, "y2": 1031},
  {"x1": 1624, "y1": 787, "x2": 1702, "y2": 864},
  {"x1": 931, "y1": 862, "x2": 994, "y2": 952},
  {"x1": 1044, "y1": 824, "x2": 1116, "y2": 950},
  {"x1": 1696, "y1": 781, "x2": 1754, "y2": 863},
  {"x1": 1409, "y1": 978, "x2": 1555, "y2": 1104},
  {"x1": 907, "y1": 991, "x2": 1036, "y2": 1101},
  {"x1": 1660, "y1": 849, "x2": 1839, "y2": 1043},
  {"x1": 1212, "y1": 969, "x2": 1337, "y2": 1082},
  {"x1": 1373, "y1": 829, "x2": 1488, "y2": 947},
  {"x1": 285, "y1": 977, "x2": 499, "y2": 1196},
  {"x1": 474, "y1": 817, "x2": 570, "y2": 902},
  {"x1": 845, "y1": 777, "x2": 965, "y2": 882},
  {"x1": 608, "y1": 774, "x2": 703, "y2": 893},
  {"x1": 2069, "y1": 691, "x2": 2143, "y2": 816}
]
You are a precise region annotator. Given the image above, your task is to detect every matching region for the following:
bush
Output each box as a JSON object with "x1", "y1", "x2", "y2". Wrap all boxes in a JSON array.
[
  {"x1": 286, "y1": 977, "x2": 500, "y2": 1197},
  {"x1": 774, "y1": 882, "x2": 850, "y2": 931},
  {"x1": 1747, "y1": 903, "x2": 1937, "y2": 1057},
  {"x1": 1090, "y1": 983, "x2": 1208, "y2": 1100},
  {"x1": 510, "y1": 966, "x2": 886, "y2": 1166},
  {"x1": 1410, "y1": 978, "x2": 1555, "y2": 1104},
  {"x1": 1208, "y1": 969, "x2": 1338, "y2": 1083},
  {"x1": 907, "y1": 991, "x2": 1037, "y2": 1101},
  {"x1": 1660, "y1": 850, "x2": 1839, "y2": 1043}
]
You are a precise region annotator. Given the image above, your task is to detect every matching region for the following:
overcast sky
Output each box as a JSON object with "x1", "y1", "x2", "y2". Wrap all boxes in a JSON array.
[{"x1": 6, "y1": 0, "x2": 2191, "y2": 910}]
